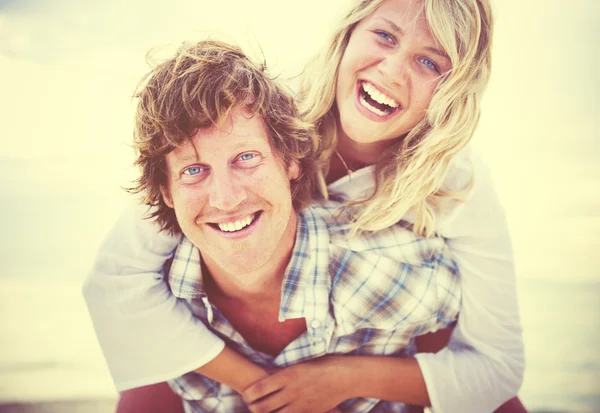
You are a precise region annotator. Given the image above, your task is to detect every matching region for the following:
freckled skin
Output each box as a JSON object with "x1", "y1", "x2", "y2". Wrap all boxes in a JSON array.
[
  {"x1": 161, "y1": 108, "x2": 306, "y2": 357},
  {"x1": 335, "y1": 0, "x2": 451, "y2": 154},
  {"x1": 162, "y1": 108, "x2": 299, "y2": 287}
]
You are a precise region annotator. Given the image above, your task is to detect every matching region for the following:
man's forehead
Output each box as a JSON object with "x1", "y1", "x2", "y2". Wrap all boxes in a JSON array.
[
  {"x1": 168, "y1": 113, "x2": 273, "y2": 163},
  {"x1": 171, "y1": 136, "x2": 270, "y2": 160}
]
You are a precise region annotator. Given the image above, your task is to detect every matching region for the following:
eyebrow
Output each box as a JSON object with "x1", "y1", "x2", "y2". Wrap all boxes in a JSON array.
[
  {"x1": 168, "y1": 150, "x2": 201, "y2": 173},
  {"x1": 425, "y1": 46, "x2": 450, "y2": 60},
  {"x1": 380, "y1": 18, "x2": 404, "y2": 36},
  {"x1": 171, "y1": 137, "x2": 268, "y2": 164},
  {"x1": 230, "y1": 137, "x2": 264, "y2": 149},
  {"x1": 379, "y1": 18, "x2": 450, "y2": 60}
]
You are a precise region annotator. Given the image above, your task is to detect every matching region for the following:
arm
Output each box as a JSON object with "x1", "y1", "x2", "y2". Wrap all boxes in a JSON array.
[
  {"x1": 115, "y1": 347, "x2": 269, "y2": 413},
  {"x1": 416, "y1": 330, "x2": 528, "y2": 413},
  {"x1": 82, "y1": 201, "x2": 266, "y2": 392},
  {"x1": 243, "y1": 355, "x2": 429, "y2": 413},
  {"x1": 414, "y1": 149, "x2": 525, "y2": 412},
  {"x1": 244, "y1": 354, "x2": 527, "y2": 413},
  {"x1": 195, "y1": 346, "x2": 269, "y2": 393},
  {"x1": 117, "y1": 382, "x2": 184, "y2": 413}
]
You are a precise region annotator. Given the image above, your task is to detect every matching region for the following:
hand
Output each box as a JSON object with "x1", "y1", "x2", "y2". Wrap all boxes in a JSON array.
[{"x1": 242, "y1": 356, "x2": 350, "y2": 413}]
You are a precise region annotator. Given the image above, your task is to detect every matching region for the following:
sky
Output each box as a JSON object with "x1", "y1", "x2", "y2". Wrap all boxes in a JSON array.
[{"x1": 0, "y1": 0, "x2": 598, "y2": 283}]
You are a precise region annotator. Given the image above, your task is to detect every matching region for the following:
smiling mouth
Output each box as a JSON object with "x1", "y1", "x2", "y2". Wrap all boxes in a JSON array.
[
  {"x1": 208, "y1": 211, "x2": 261, "y2": 233},
  {"x1": 358, "y1": 81, "x2": 401, "y2": 117}
]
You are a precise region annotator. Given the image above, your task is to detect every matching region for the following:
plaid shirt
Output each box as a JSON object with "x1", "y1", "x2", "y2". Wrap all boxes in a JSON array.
[{"x1": 167, "y1": 203, "x2": 460, "y2": 413}]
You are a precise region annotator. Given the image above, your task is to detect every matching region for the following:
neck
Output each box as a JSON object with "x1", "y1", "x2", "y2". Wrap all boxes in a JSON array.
[
  {"x1": 337, "y1": 125, "x2": 397, "y2": 165},
  {"x1": 203, "y1": 212, "x2": 298, "y2": 304}
]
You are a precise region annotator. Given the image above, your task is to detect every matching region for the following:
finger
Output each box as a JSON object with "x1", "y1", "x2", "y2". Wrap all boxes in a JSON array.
[
  {"x1": 243, "y1": 374, "x2": 287, "y2": 404},
  {"x1": 247, "y1": 390, "x2": 294, "y2": 413}
]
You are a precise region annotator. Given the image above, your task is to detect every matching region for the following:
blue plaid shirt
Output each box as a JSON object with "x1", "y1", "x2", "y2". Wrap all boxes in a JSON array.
[{"x1": 167, "y1": 203, "x2": 460, "y2": 413}]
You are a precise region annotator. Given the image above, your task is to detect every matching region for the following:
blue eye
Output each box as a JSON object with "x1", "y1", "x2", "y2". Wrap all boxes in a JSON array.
[
  {"x1": 420, "y1": 57, "x2": 439, "y2": 73},
  {"x1": 239, "y1": 153, "x2": 255, "y2": 161},
  {"x1": 235, "y1": 151, "x2": 262, "y2": 168},
  {"x1": 183, "y1": 166, "x2": 202, "y2": 175},
  {"x1": 375, "y1": 30, "x2": 395, "y2": 44}
]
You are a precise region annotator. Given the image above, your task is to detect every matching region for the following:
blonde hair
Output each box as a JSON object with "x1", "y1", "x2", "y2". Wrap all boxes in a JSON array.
[
  {"x1": 299, "y1": 0, "x2": 494, "y2": 236},
  {"x1": 130, "y1": 40, "x2": 322, "y2": 234}
]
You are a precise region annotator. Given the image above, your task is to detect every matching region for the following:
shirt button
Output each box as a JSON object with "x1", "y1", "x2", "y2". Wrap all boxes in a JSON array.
[
  {"x1": 312, "y1": 336, "x2": 325, "y2": 346},
  {"x1": 310, "y1": 319, "x2": 321, "y2": 329}
]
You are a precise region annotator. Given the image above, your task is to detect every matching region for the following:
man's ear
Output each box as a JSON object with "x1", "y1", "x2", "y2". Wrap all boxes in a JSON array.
[
  {"x1": 287, "y1": 160, "x2": 301, "y2": 181},
  {"x1": 160, "y1": 186, "x2": 174, "y2": 209}
]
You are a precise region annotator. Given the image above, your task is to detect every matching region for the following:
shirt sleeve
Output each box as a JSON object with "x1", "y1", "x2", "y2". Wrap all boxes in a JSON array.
[
  {"x1": 82, "y1": 201, "x2": 225, "y2": 391},
  {"x1": 415, "y1": 148, "x2": 525, "y2": 413}
]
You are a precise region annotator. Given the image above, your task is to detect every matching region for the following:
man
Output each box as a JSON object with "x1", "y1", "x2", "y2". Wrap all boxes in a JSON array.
[{"x1": 88, "y1": 40, "x2": 460, "y2": 412}]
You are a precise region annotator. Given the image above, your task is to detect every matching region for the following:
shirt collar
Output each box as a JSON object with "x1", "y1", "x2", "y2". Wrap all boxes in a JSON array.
[
  {"x1": 167, "y1": 209, "x2": 334, "y2": 334},
  {"x1": 168, "y1": 236, "x2": 206, "y2": 300}
]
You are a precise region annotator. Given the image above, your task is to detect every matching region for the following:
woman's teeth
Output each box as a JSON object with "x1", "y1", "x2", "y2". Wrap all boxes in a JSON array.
[
  {"x1": 218, "y1": 214, "x2": 255, "y2": 232},
  {"x1": 362, "y1": 82, "x2": 399, "y2": 108},
  {"x1": 360, "y1": 95, "x2": 390, "y2": 117}
]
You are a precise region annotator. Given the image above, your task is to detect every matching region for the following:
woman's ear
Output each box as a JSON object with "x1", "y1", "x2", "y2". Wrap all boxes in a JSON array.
[{"x1": 288, "y1": 160, "x2": 301, "y2": 181}]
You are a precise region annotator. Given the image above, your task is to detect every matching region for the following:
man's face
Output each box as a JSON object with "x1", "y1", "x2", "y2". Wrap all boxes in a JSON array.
[{"x1": 162, "y1": 108, "x2": 300, "y2": 279}]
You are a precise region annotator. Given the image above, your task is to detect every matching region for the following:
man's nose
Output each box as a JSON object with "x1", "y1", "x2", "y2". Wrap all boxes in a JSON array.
[{"x1": 207, "y1": 169, "x2": 247, "y2": 211}]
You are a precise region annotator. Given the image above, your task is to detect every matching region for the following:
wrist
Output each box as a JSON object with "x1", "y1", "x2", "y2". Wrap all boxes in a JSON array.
[
  {"x1": 195, "y1": 346, "x2": 268, "y2": 394},
  {"x1": 234, "y1": 364, "x2": 270, "y2": 393},
  {"x1": 344, "y1": 356, "x2": 430, "y2": 406},
  {"x1": 324, "y1": 356, "x2": 360, "y2": 401}
]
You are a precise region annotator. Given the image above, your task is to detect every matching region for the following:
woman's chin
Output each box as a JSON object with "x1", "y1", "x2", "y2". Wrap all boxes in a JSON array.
[{"x1": 343, "y1": 127, "x2": 397, "y2": 147}]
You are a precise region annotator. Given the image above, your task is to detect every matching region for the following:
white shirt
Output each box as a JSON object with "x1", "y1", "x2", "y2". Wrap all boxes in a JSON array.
[{"x1": 83, "y1": 146, "x2": 524, "y2": 413}]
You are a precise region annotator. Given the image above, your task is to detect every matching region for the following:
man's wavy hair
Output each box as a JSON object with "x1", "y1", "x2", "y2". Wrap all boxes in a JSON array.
[{"x1": 129, "y1": 40, "x2": 323, "y2": 235}]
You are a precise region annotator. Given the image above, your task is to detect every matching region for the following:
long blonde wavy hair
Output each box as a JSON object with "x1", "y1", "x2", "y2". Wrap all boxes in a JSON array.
[{"x1": 299, "y1": 0, "x2": 494, "y2": 237}]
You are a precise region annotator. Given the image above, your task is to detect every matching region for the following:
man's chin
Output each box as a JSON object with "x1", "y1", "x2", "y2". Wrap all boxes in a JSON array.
[
  {"x1": 203, "y1": 246, "x2": 271, "y2": 273},
  {"x1": 219, "y1": 254, "x2": 270, "y2": 275}
]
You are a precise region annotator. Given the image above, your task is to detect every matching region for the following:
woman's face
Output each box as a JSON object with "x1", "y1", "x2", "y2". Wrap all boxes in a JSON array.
[{"x1": 335, "y1": 0, "x2": 451, "y2": 146}]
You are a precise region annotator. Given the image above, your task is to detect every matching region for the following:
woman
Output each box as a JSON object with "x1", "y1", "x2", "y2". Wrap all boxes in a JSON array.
[
  {"x1": 84, "y1": 0, "x2": 525, "y2": 412},
  {"x1": 241, "y1": 0, "x2": 525, "y2": 411}
]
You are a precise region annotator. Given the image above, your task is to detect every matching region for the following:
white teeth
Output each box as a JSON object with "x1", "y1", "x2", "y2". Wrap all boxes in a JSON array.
[
  {"x1": 217, "y1": 214, "x2": 255, "y2": 232},
  {"x1": 362, "y1": 82, "x2": 399, "y2": 108},
  {"x1": 359, "y1": 95, "x2": 388, "y2": 116}
]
